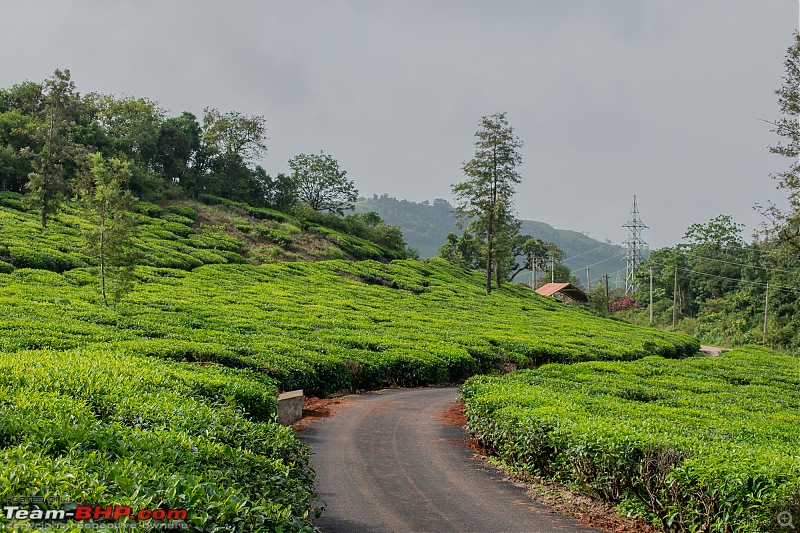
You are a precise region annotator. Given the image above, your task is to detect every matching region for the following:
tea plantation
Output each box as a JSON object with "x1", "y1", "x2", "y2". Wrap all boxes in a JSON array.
[
  {"x1": 0, "y1": 194, "x2": 703, "y2": 531},
  {"x1": 462, "y1": 346, "x2": 800, "y2": 532}
]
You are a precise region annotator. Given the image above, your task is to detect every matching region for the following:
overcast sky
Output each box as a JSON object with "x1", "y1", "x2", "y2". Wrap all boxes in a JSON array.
[{"x1": 2, "y1": 1, "x2": 797, "y2": 247}]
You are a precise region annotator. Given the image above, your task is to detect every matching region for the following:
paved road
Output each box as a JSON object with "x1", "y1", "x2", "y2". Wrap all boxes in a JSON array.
[{"x1": 299, "y1": 387, "x2": 601, "y2": 533}]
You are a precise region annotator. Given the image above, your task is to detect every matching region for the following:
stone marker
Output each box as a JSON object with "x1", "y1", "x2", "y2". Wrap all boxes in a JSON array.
[{"x1": 277, "y1": 389, "x2": 304, "y2": 426}]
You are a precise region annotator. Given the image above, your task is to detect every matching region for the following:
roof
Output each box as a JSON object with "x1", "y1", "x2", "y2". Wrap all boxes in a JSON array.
[{"x1": 534, "y1": 282, "x2": 589, "y2": 303}]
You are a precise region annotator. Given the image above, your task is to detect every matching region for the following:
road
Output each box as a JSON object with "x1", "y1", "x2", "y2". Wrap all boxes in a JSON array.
[{"x1": 299, "y1": 387, "x2": 602, "y2": 533}]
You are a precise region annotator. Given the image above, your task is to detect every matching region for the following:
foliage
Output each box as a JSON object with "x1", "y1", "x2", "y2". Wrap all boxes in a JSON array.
[
  {"x1": 0, "y1": 191, "x2": 404, "y2": 272},
  {"x1": 453, "y1": 112, "x2": 523, "y2": 294},
  {"x1": 767, "y1": 33, "x2": 800, "y2": 250},
  {"x1": 0, "y1": 256, "x2": 697, "y2": 397},
  {"x1": 0, "y1": 349, "x2": 317, "y2": 532},
  {"x1": 438, "y1": 231, "x2": 484, "y2": 270},
  {"x1": 354, "y1": 196, "x2": 629, "y2": 280},
  {"x1": 355, "y1": 195, "x2": 456, "y2": 258},
  {"x1": 77, "y1": 153, "x2": 138, "y2": 306},
  {"x1": 25, "y1": 69, "x2": 85, "y2": 227},
  {"x1": 288, "y1": 152, "x2": 358, "y2": 215},
  {"x1": 461, "y1": 346, "x2": 800, "y2": 532},
  {"x1": 614, "y1": 213, "x2": 800, "y2": 352}
]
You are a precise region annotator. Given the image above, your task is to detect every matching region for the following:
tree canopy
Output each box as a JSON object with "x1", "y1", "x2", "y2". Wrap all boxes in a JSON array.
[
  {"x1": 452, "y1": 112, "x2": 523, "y2": 294},
  {"x1": 288, "y1": 152, "x2": 358, "y2": 215}
]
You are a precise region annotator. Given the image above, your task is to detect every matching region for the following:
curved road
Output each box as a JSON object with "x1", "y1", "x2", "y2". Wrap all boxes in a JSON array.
[{"x1": 299, "y1": 387, "x2": 601, "y2": 533}]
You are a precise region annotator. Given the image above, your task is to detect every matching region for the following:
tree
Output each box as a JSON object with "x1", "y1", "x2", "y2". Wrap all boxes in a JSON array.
[
  {"x1": 767, "y1": 33, "x2": 800, "y2": 250},
  {"x1": 452, "y1": 112, "x2": 523, "y2": 294},
  {"x1": 288, "y1": 152, "x2": 358, "y2": 215},
  {"x1": 680, "y1": 214, "x2": 746, "y2": 302},
  {"x1": 156, "y1": 112, "x2": 202, "y2": 191},
  {"x1": 26, "y1": 69, "x2": 85, "y2": 227},
  {"x1": 77, "y1": 152, "x2": 138, "y2": 306},
  {"x1": 438, "y1": 231, "x2": 484, "y2": 270},
  {"x1": 201, "y1": 107, "x2": 267, "y2": 165}
]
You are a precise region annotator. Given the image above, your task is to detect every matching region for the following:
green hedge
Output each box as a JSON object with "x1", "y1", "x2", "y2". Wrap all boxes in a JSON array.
[
  {"x1": 0, "y1": 349, "x2": 317, "y2": 532},
  {"x1": 0, "y1": 259, "x2": 698, "y2": 396},
  {"x1": 461, "y1": 346, "x2": 800, "y2": 532}
]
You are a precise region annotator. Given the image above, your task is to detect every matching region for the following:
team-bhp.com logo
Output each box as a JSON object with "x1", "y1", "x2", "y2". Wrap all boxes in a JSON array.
[{"x1": 2, "y1": 502, "x2": 188, "y2": 530}]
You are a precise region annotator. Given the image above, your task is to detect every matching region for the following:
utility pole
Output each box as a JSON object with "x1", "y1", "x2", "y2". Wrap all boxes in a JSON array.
[
  {"x1": 551, "y1": 256, "x2": 555, "y2": 283},
  {"x1": 586, "y1": 265, "x2": 590, "y2": 291},
  {"x1": 649, "y1": 266, "x2": 653, "y2": 325},
  {"x1": 604, "y1": 274, "x2": 610, "y2": 312},
  {"x1": 763, "y1": 282, "x2": 770, "y2": 344},
  {"x1": 672, "y1": 264, "x2": 678, "y2": 329},
  {"x1": 532, "y1": 254, "x2": 537, "y2": 288}
]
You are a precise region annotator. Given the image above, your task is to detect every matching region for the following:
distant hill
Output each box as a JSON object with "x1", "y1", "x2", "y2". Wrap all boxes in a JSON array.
[{"x1": 355, "y1": 194, "x2": 630, "y2": 288}]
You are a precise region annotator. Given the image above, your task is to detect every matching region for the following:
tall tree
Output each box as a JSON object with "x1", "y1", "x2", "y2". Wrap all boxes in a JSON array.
[
  {"x1": 452, "y1": 112, "x2": 523, "y2": 294},
  {"x1": 288, "y1": 152, "x2": 358, "y2": 215},
  {"x1": 25, "y1": 69, "x2": 84, "y2": 227},
  {"x1": 768, "y1": 33, "x2": 800, "y2": 250},
  {"x1": 78, "y1": 152, "x2": 138, "y2": 307},
  {"x1": 200, "y1": 107, "x2": 267, "y2": 166}
]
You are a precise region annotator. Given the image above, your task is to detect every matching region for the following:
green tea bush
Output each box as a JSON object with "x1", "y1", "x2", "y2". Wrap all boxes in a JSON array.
[
  {"x1": 0, "y1": 349, "x2": 317, "y2": 532},
  {"x1": 461, "y1": 346, "x2": 800, "y2": 532},
  {"x1": 166, "y1": 205, "x2": 197, "y2": 220}
]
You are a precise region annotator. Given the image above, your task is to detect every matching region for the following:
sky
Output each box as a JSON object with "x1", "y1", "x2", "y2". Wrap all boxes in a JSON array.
[{"x1": 1, "y1": 1, "x2": 797, "y2": 248}]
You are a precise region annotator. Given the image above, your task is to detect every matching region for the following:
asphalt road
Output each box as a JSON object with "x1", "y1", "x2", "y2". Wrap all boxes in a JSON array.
[{"x1": 299, "y1": 387, "x2": 602, "y2": 533}]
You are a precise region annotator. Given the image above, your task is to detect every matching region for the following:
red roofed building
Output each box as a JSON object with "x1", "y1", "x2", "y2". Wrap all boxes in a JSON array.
[{"x1": 534, "y1": 282, "x2": 589, "y2": 303}]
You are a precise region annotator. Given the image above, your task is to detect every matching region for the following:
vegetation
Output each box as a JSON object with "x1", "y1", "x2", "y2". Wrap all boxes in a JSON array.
[
  {"x1": 610, "y1": 212, "x2": 800, "y2": 353},
  {"x1": 0, "y1": 190, "x2": 404, "y2": 276},
  {"x1": 766, "y1": 33, "x2": 800, "y2": 251},
  {"x1": 452, "y1": 112, "x2": 523, "y2": 294},
  {"x1": 289, "y1": 152, "x2": 358, "y2": 215},
  {"x1": 600, "y1": 36, "x2": 800, "y2": 354},
  {"x1": 0, "y1": 69, "x2": 288, "y2": 213},
  {"x1": 0, "y1": 256, "x2": 697, "y2": 397},
  {"x1": 354, "y1": 194, "x2": 628, "y2": 280},
  {"x1": 461, "y1": 346, "x2": 800, "y2": 532},
  {"x1": 0, "y1": 348, "x2": 316, "y2": 532},
  {"x1": 77, "y1": 153, "x2": 138, "y2": 306},
  {"x1": 0, "y1": 190, "x2": 697, "y2": 529}
]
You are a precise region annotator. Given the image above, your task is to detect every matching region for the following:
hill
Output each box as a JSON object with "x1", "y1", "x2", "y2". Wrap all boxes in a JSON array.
[
  {"x1": 354, "y1": 194, "x2": 629, "y2": 286},
  {"x1": 0, "y1": 194, "x2": 697, "y2": 530},
  {"x1": 0, "y1": 191, "x2": 404, "y2": 274}
]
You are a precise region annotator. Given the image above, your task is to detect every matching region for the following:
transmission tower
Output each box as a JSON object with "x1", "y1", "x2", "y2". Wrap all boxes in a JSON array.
[{"x1": 623, "y1": 195, "x2": 648, "y2": 294}]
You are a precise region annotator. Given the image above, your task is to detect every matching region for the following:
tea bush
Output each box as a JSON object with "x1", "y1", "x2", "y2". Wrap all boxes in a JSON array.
[
  {"x1": 0, "y1": 349, "x2": 317, "y2": 532},
  {"x1": 461, "y1": 346, "x2": 800, "y2": 532}
]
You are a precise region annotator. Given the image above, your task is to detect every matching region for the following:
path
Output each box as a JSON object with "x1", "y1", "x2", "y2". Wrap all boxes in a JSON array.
[{"x1": 299, "y1": 387, "x2": 602, "y2": 533}]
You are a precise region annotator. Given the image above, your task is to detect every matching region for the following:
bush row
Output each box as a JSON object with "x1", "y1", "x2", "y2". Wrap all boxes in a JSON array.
[
  {"x1": 461, "y1": 346, "x2": 800, "y2": 532},
  {"x1": 0, "y1": 259, "x2": 697, "y2": 397},
  {"x1": 0, "y1": 349, "x2": 318, "y2": 532}
]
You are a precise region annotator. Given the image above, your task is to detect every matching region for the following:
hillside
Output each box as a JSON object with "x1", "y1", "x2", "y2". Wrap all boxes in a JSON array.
[
  {"x1": 354, "y1": 194, "x2": 629, "y2": 284},
  {"x1": 0, "y1": 195, "x2": 698, "y2": 531},
  {"x1": 0, "y1": 191, "x2": 404, "y2": 273}
]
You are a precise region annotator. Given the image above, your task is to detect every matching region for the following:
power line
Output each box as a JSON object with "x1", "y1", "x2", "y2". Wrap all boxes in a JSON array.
[
  {"x1": 586, "y1": 252, "x2": 627, "y2": 268},
  {"x1": 674, "y1": 250, "x2": 800, "y2": 277},
  {"x1": 562, "y1": 243, "x2": 623, "y2": 265},
  {"x1": 646, "y1": 260, "x2": 800, "y2": 294}
]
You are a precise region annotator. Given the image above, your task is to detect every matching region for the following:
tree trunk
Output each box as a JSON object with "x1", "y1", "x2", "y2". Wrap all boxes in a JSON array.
[
  {"x1": 100, "y1": 215, "x2": 108, "y2": 307},
  {"x1": 485, "y1": 214, "x2": 493, "y2": 295}
]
